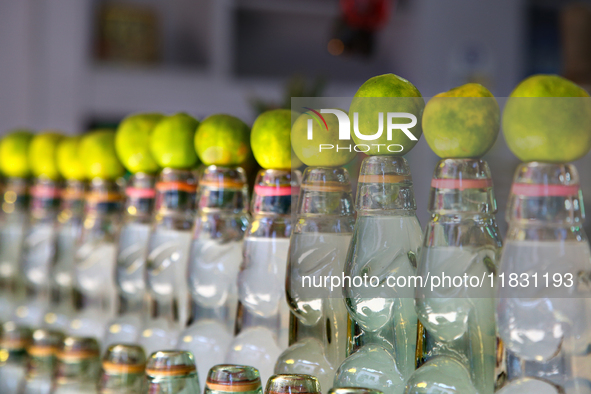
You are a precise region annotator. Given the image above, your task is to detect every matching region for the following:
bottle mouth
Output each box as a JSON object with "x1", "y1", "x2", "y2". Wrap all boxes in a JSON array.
[
  {"x1": 252, "y1": 169, "x2": 300, "y2": 215},
  {"x1": 506, "y1": 162, "x2": 584, "y2": 224},
  {"x1": 356, "y1": 155, "x2": 416, "y2": 211},
  {"x1": 145, "y1": 350, "x2": 197, "y2": 377},
  {"x1": 206, "y1": 364, "x2": 262, "y2": 392},
  {"x1": 428, "y1": 158, "x2": 497, "y2": 214}
]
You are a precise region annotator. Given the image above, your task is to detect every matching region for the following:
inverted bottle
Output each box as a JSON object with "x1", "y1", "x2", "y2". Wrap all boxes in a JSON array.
[
  {"x1": 98, "y1": 344, "x2": 146, "y2": 394},
  {"x1": 225, "y1": 168, "x2": 299, "y2": 384},
  {"x1": 405, "y1": 158, "x2": 502, "y2": 394},
  {"x1": 275, "y1": 166, "x2": 356, "y2": 391},
  {"x1": 19, "y1": 328, "x2": 63, "y2": 394},
  {"x1": 205, "y1": 364, "x2": 263, "y2": 394},
  {"x1": 334, "y1": 156, "x2": 422, "y2": 394},
  {"x1": 179, "y1": 165, "x2": 250, "y2": 383},
  {"x1": 145, "y1": 350, "x2": 201, "y2": 394},
  {"x1": 139, "y1": 168, "x2": 197, "y2": 356},
  {"x1": 104, "y1": 173, "x2": 156, "y2": 350},
  {"x1": 496, "y1": 162, "x2": 591, "y2": 392},
  {"x1": 52, "y1": 336, "x2": 102, "y2": 394},
  {"x1": 0, "y1": 322, "x2": 32, "y2": 394}
]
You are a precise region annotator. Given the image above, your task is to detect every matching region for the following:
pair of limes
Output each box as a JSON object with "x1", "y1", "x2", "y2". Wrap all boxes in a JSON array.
[{"x1": 116, "y1": 112, "x2": 252, "y2": 173}]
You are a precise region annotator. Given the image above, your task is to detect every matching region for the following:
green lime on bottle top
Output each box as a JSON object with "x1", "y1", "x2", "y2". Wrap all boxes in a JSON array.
[
  {"x1": 150, "y1": 113, "x2": 200, "y2": 169},
  {"x1": 349, "y1": 73, "x2": 425, "y2": 156},
  {"x1": 422, "y1": 83, "x2": 500, "y2": 158},
  {"x1": 80, "y1": 129, "x2": 126, "y2": 180},
  {"x1": 195, "y1": 113, "x2": 251, "y2": 166},
  {"x1": 116, "y1": 112, "x2": 163, "y2": 174},
  {"x1": 57, "y1": 136, "x2": 87, "y2": 181},
  {"x1": 251, "y1": 109, "x2": 301, "y2": 169},
  {"x1": 29, "y1": 131, "x2": 65, "y2": 180},
  {"x1": 0, "y1": 130, "x2": 34, "y2": 178},
  {"x1": 503, "y1": 74, "x2": 591, "y2": 163}
]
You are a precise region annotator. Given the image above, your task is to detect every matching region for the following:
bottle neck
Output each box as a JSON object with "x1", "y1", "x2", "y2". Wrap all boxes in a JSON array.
[
  {"x1": 26, "y1": 355, "x2": 56, "y2": 377},
  {"x1": 506, "y1": 162, "x2": 584, "y2": 227},
  {"x1": 428, "y1": 158, "x2": 497, "y2": 216},
  {"x1": 2, "y1": 177, "x2": 29, "y2": 214},
  {"x1": 297, "y1": 167, "x2": 355, "y2": 217},
  {"x1": 55, "y1": 358, "x2": 100, "y2": 385},
  {"x1": 198, "y1": 165, "x2": 249, "y2": 213},
  {"x1": 251, "y1": 169, "x2": 299, "y2": 217},
  {"x1": 59, "y1": 180, "x2": 85, "y2": 222},
  {"x1": 29, "y1": 178, "x2": 61, "y2": 220},
  {"x1": 355, "y1": 156, "x2": 416, "y2": 215},
  {"x1": 124, "y1": 174, "x2": 156, "y2": 224},
  {"x1": 85, "y1": 179, "x2": 123, "y2": 216}
]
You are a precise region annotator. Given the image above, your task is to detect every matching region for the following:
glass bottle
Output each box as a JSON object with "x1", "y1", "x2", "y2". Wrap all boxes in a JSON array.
[
  {"x1": 0, "y1": 178, "x2": 29, "y2": 322},
  {"x1": 138, "y1": 169, "x2": 196, "y2": 356},
  {"x1": 104, "y1": 174, "x2": 155, "y2": 349},
  {"x1": 334, "y1": 156, "x2": 422, "y2": 394},
  {"x1": 179, "y1": 165, "x2": 250, "y2": 382},
  {"x1": 53, "y1": 336, "x2": 101, "y2": 394},
  {"x1": 405, "y1": 159, "x2": 501, "y2": 394},
  {"x1": 14, "y1": 178, "x2": 60, "y2": 327},
  {"x1": 265, "y1": 374, "x2": 321, "y2": 394},
  {"x1": 496, "y1": 162, "x2": 591, "y2": 393},
  {"x1": 145, "y1": 350, "x2": 200, "y2": 394},
  {"x1": 225, "y1": 169, "x2": 298, "y2": 383},
  {"x1": 19, "y1": 329, "x2": 63, "y2": 394},
  {"x1": 328, "y1": 388, "x2": 384, "y2": 394},
  {"x1": 275, "y1": 167, "x2": 356, "y2": 391},
  {"x1": 98, "y1": 344, "x2": 146, "y2": 394},
  {"x1": 0, "y1": 322, "x2": 32, "y2": 394},
  {"x1": 204, "y1": 364, "x2": 262, "y2": 394},
  {"x1": 70, "y1": 179, "x2": 123, "y2": 340},
  {"x1": 44, "y1": 180, "x2": 85, "y2": 331}
]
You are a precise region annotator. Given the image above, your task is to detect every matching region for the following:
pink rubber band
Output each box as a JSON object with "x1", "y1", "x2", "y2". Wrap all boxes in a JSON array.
[
  {"x1": 30, "y1": 185, "x2": 60, "y2": 198},
  {"x1": 254, "y1": 185, "x2": 299, "y2": 197},
  {"x1": 511, "y1": 183, "x2": 580, "y2": 197},
  {"x1": 431, "y1": 178, "x2": 492, "y2": 190},
  {"x1": 125, "y1": 187, "x2": 156, "y2": 199}
]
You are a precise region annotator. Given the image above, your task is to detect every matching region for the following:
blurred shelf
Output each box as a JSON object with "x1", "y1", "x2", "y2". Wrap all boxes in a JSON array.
[
  {"x1": 235, "y1": 0, "x2": 339, "y2": 17},
  {"x1": 86, "y1": 65, "x2": 284, "y2": 121}
]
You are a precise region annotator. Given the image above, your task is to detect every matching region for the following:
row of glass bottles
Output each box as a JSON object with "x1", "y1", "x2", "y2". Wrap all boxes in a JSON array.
[
  {"x1": 0, "y1": 164, "x2": 298, "y2": 387},
  {"x1": 278, "y1": 157, "x2": 591, "y2": 394},
  {"x1": 1, "y1": 156, "x2": 589, "y2": 393}
]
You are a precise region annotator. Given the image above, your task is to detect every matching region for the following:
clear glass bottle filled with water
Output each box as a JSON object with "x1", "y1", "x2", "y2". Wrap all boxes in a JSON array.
[
  {"x1": 14, "y1": 178, "x2": 60, "y2": 327},
  {"x1": 43, "y1": 179, "x2": 85, "y2": 332},
  {"x1": 334, "y1": 156, "x2": 422, "y2": 394},
  {"x1": 405, "y1": 159, "x2": 502, "y2": 394},
  {"x1": 0, "y1": 178, "x2": 29, "y2": 322},
  {"x1": 496, "y1": 162, "x2": 591, "y2": 394},
  {"x1": 225, "y1": 169, "x2": 299, "y2": 384},
  {"x1": 70, "y1": 179, "x2": 123, "y2": 340},
  {"x1": 139, "y1": 168, "x2": 196, "y2": 356},
  {"x1": 179, "y1": 165, "x2": 250, "y2": 383},
  {"x1": 275, "y1": 167, "x2": 356, "y2": 391},
  {"x1": 104, "y1": 174, "x2": 155, "y2": 349}
]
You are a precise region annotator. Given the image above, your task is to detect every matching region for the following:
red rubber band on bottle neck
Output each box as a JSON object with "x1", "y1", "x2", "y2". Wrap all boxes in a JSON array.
[
  {"x1": 511, "y1": 183, "x2": 580, "y2": 197},
  {"x1": 254, "y1": 185, "x2": 298, "y2": 197},
  {"x1": 126, "y1": 187, "x2": 156, "y2": 199},
  {"x1": 430, "y1": 178, "x2": 492, "y2": 190}
]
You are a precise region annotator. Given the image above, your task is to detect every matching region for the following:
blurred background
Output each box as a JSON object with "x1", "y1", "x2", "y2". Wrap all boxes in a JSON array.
[{"x1": 0, "y1": 0, "x2": 590, "y2": 232}]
